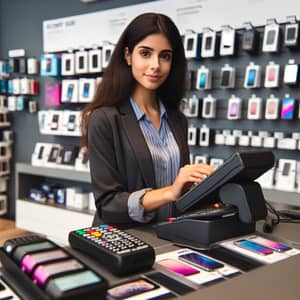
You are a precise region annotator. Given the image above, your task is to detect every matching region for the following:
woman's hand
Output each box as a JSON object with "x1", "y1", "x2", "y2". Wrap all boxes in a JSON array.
[{"x1": 168, "y1": 163, "x2": 215, "y2": 201}]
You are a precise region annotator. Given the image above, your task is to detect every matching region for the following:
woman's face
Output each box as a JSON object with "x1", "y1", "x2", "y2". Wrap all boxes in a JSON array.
[{"x1": 125, "y1": 33, "x2": 173, "y2": 92}]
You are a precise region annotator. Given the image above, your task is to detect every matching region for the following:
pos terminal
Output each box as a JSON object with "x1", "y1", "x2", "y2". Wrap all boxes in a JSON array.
[{"x1": 156, "y1": 151, "x2": 275, "y2": 248}]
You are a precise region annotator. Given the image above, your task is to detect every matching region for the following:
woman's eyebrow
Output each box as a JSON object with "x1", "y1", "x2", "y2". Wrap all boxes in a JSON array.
[{"x1": 137, "y1": 45, "x2": 173, "y2": 52}]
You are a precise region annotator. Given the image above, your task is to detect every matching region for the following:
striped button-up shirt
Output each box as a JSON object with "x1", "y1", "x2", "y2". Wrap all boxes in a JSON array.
[{"x1": 128, "y1": 98, "x2": 180, "y2": 222}]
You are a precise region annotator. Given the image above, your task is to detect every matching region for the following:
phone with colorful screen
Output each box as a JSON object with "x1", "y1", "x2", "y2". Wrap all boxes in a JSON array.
[
  {"x1": 156, "y1": 258, "x2": 199, "y2": 276},
  {"x1": 234, "y1": 239, "x2": 273, "y2": 255},
  {"x1": 248, "y1": 236, "x2": 291, "y2": 252}
]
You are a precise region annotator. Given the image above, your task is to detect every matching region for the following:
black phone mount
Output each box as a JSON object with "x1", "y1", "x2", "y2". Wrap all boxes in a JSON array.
[{"x1": 156, "y1": 180, "x2": 267, "y2": 248}]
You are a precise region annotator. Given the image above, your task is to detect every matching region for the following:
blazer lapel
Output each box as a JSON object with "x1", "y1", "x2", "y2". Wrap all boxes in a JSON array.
[{"x1": 119, "y1": 100, "x2": 156, "y2": 188}]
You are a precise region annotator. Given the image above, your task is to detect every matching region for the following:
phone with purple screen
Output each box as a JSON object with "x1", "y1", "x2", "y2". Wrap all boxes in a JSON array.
[
  {"x1": 157, "y1": 258, "x2": 199, "y2": 276},
  {"x1": 179, "y1": 252, "x2": 224, "y2": 271},
  {"x1": 248, "y1": 236, "x2": 291, "y2": 252},
  {"x1": 234, "y1": 239, "x2": 273, "y2": 255}
]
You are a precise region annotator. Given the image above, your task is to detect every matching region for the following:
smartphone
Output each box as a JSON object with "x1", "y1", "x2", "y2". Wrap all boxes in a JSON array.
[
  {"x1": 67, "y1": 115, "x2": 76, "y2": 131},
  {"x1": 92, "y1": 54, "x2": 99, "y2": 68},
  {"x1": 178, "y1": 252, "x2": 224, "y2": 271},
  {"x1": 33, "y1": 259, "x2": 84, "y2": 287},
  {"x1": 248, "y1": 236, "x2": 292, "y2": 252},
  {"x1": 281, "y1": 98, "x2": 295, "y2": 119},
  {"x1": 221, "y1": 70, "x2": 230, "y2": 86},
  {"x1": 38, "y1": 146, "x2": 44, "y2": 159},
  {"x1": 267, "y1": 67, "x2": 276, "y2": 82},
  {"x1": 66, "y1": 84, "x2": 74, "y2": 101},
  {"x1": 51, "y1": 114, "x2": 59, "y2": 130},
  {"x1": 282, "y1": 162, "x2": 291, "y2": 176},
  {"x1": 234, "y1": 239, "x2": 273, "y2": 255},
  {"x1": 250, "y1": 102, "x2": 257, "y2": 115},
  {"x1": 78, "y1": 56, "x2": 84, "y2": 69},
  {"x1": 46, "y1": 58, "x2": 52, "y2": 72},
  {"x1": 247, "y1": 69, "x2": 256, "y2": 86},
  {"x1": 205, "y1": 36, "x2": 212, "y2": 50},
  {"x1": 107, "y1": 278, "x2": 159, "y2": 299},
  {"x1": 83, "y1": 83, "x2": 90, "y2": 98},
  {"x1": 156, "y1": 258, "x2": 199, "y2": 276},
  {"x1": 266, "y1": 30, "x2": 276, "y2": 45},
  {"x1": 229, "y1": 102, "x2": 238, "y2": 117},
  {"x1": 21, "y1": 249, "x2": 69, "y2": 273},
  {"x1": 65, "y1": 59, "x2": 71, "y2": 71},
  {"x1": 186, "y1": 38, "x2": 194, "y2": 51},
  {"x1": 105, "y1": 49, "x2": 112, "y2": 62},
  {"x1": 198, "y1": 73, "x2": 206, "y2": 88}
]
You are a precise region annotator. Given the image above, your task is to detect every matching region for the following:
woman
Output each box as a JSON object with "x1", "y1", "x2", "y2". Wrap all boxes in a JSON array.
[{"x1": 81, "y1": 13, "x2": 214, "y2": 226}]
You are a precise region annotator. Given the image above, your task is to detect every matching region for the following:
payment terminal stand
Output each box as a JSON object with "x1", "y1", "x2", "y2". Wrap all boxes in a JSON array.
[{"x1": 156, "y1": 151, "x2": 275, "y2": 248}]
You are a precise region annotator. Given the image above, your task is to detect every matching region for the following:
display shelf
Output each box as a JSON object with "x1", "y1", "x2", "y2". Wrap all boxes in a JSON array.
[
  {"x1": 16, "y1": 162, "x2": 90, "y2": 182},
  {"x1": 16, "y1": 199, "x2": 93, "y2": 243}
]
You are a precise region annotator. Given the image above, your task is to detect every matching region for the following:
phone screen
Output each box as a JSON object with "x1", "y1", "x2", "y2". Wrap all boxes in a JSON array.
[
  {"x1": 247, "y1": 69, "x2": 256, "y2": 86},
  {"x1": 282, "y1": 162, "x2": 291, "y2": 176},
  {"x1": 267, "y1": 101, "x2": 276, "y2": 115},
  {"x1": 221, "y1": 70, "x2": 230, "y2": 86},
  {"x1": 281, "y1": 98, "x2": 295, "y2": 119},
  {"x1": 33, "y1": 259, "x2": 83, "y2": 287},
  {"x1": 79, "y1": 56, "x2": 84, "y2": 69},
  {"x1": 65, "y1": 59, "x2": 71, "y2": 71},
  {"x1": 179, "y1": 252, "x2": 224, "y2": 271},
  {"x1": 38, "y1": 146, "x2": 44, "y2": 159},
  {"x1": 250, "y1": 102, "x2": 257, "y2": 115},
  {"x1": 267, "y1": 67, "x2": 276, "y2": 81},
  {"x1": 83, "y1": 83, "x2": 90, "y2": 98},
  {"x1": 286, "y1": 27, "x2": 296, "y2": 41},
  {"x1": 92, "y1": 54, "x2": 99, "y2": 68},
  {"x1": 187, "y1": 38, "x2": 194, "y2": 51},
  {"x1": 105, "y1": 49, "x2": 112, "y2": 62},
  {"x1": 67, "y1": 84, "x2": 74, "y2": 100},
  {"x1": 204, "y1": 101, "x2": 212, "y2": 115},
  {"x1": 249, "y1": 237, "x2": 291, "y2": 252},
  {"x1": 107, "y1": 279, "x2": 158, "y2": 299},
  {"x1": 157, "y1": 258, "x2": 199, "y2": 276},
  {"x1": 234, "y1": 239, "x2": 273, "y2": 255},
  {"x1": 229, "y1": 102, "x2": 238, "y2": 117},
  {"x1": 205, "y1": 36, "x2": 212, "y2": 50},
  {"x1": 198, "y1": 73, "x2": 206, "y2": 88},
  {"x1": 266, "y1": 29, "x2": 276, "y2": 45}
]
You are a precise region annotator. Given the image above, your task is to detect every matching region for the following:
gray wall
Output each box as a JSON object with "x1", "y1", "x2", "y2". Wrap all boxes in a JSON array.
[{"x1": 0, "y1": 0, "x2": 153, "y2": 218}]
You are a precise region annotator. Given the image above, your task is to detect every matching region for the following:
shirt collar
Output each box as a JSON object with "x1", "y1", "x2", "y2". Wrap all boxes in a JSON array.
[{"x1": 130, "y1": 97, "x2": 167, "y2": 121}]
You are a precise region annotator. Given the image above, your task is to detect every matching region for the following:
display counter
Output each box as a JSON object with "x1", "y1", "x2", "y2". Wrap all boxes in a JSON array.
[{"x1": 1, "y1": 221, "x2": 299, "y2": 300}]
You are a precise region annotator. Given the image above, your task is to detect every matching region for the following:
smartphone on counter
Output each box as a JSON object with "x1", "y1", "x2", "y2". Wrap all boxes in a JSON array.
[
  {"x1": 156, "y1": 258, "x2": 199, "y2": 276},
  {"x1": 247, "y1": 236, "x2": 292, "y2": 252},
  {"x1": 178, "y1": 252, "x2": 224, "y2": 271},
  {"x1": 234, "y1": 239, "x2": 273, "y2": 255}
]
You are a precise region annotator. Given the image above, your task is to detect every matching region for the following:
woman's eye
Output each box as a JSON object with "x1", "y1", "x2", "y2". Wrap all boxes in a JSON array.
[
  {"x1": 140, "y1": 50, "x2": 150, "y2": 57},
  {"x1": 160, "y1": 53, "x2": 172, "y2": 61}
]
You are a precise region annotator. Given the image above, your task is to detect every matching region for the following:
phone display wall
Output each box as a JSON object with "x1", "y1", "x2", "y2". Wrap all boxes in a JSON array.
[{"x1": 183, "y1": 19, "x2": 300, "y2": 205}]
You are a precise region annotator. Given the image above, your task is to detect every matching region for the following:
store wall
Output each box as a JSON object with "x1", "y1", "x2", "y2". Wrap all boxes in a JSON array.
[{"x1": 0, "y1": 0, "x2": 153, "y2": 218}]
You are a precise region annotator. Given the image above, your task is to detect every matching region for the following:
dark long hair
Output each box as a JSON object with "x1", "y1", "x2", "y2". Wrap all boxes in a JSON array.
[{"x1": 81, "y1": 12, "x2": 187, "y2": 146}]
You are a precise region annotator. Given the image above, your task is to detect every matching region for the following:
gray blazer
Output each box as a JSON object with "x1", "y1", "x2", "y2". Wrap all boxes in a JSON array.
[{"x1": 88, "y1": 99, "x2": 189, "y2": 226}]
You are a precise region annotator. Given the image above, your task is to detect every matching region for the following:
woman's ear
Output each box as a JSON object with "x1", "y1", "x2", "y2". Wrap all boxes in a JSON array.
[{"x1": 124, "y1": 47, "x2": 132, "y2": 66}]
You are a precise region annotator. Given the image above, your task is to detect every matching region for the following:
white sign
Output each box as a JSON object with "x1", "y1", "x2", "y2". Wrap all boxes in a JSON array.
[{"x1": 43, "y1": 0, "x2": 300, "y2": 52}]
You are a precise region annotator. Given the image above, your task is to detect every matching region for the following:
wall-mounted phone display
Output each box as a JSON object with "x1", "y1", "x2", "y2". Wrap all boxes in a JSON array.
[
  {"x1": 202, "y1": 94, "x2": 216, "y2": 119},
  {"x1": 184, "y1": 30, "x2": 201, "y2": 59},
  {"x1": 201, "y1": 28, "x2": 217, "y2": 58},
  {"x1": 187, "y1": 127, "x2": 197, "y2": 146},
  {"x1": 219, "y1": 25, "x2": 236, "y2": 56},
  {"x1": 199, "y1": 125, "x2": 211, "y2": 147},
  {"x1": 61, "y1": 80, "x2": 78, "y2": 103},
  {"x1": 61, "y1": 53, "x2": 75, "y2": 76},
  {"x1": 227, "y1": 95, "x2": 242, "y2": 120},
  {"x1": 220, "y1": 64, "x2": 235, "y2": 88},
  {"x1": 283, "y1": 59, "x2": 299, "y2": 85},
  {"x1": 242, "y1": 23, "x2": 259, "y2": 53},
  {"x1": 284, "y1": 16, "x2": 299, "y2": 47},
  {"x1": 75, "y1": 50, "x2": 89, "y2": 74},
  {"x1": 264, "y1": 62, "x2": 280, "y2": 88},
  {"x1": 185, "y1": 95, "x2": 200, "y2": 117},
  {"x1": 102, "y1": 43, "x2": 115, "y2": 69},
  {"x1": 247, "y1": 95, "x2": 263, "y2": 120},
  {"x1": 88, "y1": 49, "x2": 102, "y2": 73},
  {"x1": 244, "y1": 62, "x2": 261, "y2": 88},
  {"x1": 275, "y1": 159, "x2": 297, "y2": 191},
  {"x1": 265, "y1": 95, "x2": 280, "y2": 120},
  {"x1": 78, "y1": 78, "x2": 96, "y2": 103},
  {"x1": 196, "y1": 66, "x2": 212, "y2": 90},
  {"x1": 281, "y1": 96, "x2": 297, "y2": 120},
  {"x1": 262, "y1": 19, "x2": 280, "y2": 52}
]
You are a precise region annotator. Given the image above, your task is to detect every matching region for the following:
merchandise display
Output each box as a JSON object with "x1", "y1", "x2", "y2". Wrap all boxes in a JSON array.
[{"x1": 184, "y1": 30, "x2": 201, "y2": 59}]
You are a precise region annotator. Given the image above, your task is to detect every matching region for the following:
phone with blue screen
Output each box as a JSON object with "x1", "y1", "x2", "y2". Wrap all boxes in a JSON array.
[
  {"x1": 248, "y1": 236, "x2": 291, "y2": 252},
  {"x1": 247, "y1": 69, "x2": 256, "y2": 86},
  {"x1": 179, "y1": 252, "x2": 224, "y2": 271},
  {"x1": 198, "y1": 73, "x2": 207, "y2": 88},
  {"x1": 234, "y1": 239, "x2": 273, "y2": 255}
]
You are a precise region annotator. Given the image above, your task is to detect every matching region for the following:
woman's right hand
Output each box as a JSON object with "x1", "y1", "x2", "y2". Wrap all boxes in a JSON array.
[{"x1": 168, "y1": 163, "x2": 215, "y2": 201}]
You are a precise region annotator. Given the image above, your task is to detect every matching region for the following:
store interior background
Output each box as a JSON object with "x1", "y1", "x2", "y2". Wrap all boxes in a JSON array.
[{"x1": 0, "y1": 0, "x2": 299, "y2": 224}]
